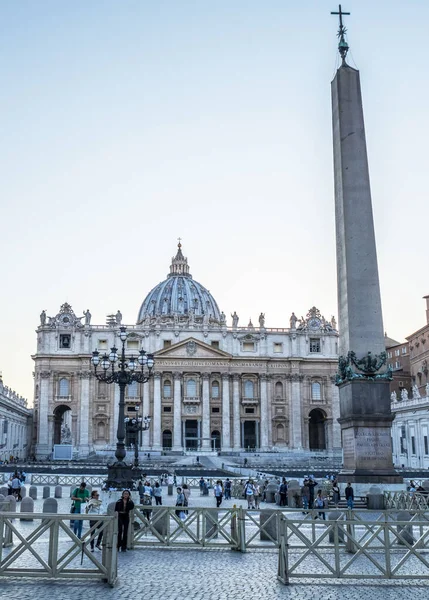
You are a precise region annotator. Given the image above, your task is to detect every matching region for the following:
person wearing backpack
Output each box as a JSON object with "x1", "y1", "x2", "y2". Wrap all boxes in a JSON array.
[
  {"x1": 314, "y1": 489, "x2": 326, "y2": 520},
  {"x1": 224, "y1": 478, "x2": 232, "y2": 500},
  {"x1": 244, "y1": 480, "x2": 255, "y2": 509},
  {"x1": 279, "y1": 478, "x2": 288, "y2": 507}
]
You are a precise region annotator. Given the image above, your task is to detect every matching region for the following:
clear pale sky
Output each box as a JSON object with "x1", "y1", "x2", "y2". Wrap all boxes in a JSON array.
[{"x1": 1, "y1": 1, "x2": 428, "y2": 404}]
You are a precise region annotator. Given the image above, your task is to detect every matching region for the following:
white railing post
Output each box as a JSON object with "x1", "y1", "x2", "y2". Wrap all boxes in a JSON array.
[
  {"x1": 277, "y1": 516, "x2": 289, "y2": 585},
  {"x1": 238, "y1": 506, "x2": 246, "y2": 553}
]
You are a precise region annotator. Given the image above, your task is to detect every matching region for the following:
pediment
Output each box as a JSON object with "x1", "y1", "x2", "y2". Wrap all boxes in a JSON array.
[{"x1": 154, "y1": 337, "x2": 232, "y2": 359}]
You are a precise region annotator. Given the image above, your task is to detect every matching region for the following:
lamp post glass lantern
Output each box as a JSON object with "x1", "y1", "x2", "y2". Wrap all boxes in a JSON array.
[{"x1": 91, "y1": 326, "x2": 154, "y2": 489}]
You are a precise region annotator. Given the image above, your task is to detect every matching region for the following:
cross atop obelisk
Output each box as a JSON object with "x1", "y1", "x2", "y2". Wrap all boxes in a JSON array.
[{"x1": 331, "y1": 4, "x2": 351, "y2": 63}]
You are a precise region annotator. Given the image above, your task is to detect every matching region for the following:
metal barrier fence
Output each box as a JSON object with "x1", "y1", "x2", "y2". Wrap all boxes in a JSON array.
[
  {"x1": 0, "y1": 513, "x2": 117, "y2": 585},
  {"x1": 384, "y1": 491, "x2": 429, "y2": 510},
  {"x1": 31, "y1": 475, "x2": 107, "y2": 486},
  {"x1": 277, "y1": 509, "x2": 429, "y2": 583},
  {"x1": 129, "y1": 506, "x2": 334, "y2": 550}
]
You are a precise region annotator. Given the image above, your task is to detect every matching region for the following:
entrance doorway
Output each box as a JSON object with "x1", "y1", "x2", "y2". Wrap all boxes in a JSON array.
[
  {"x1": 162, "y1": 430, "x2": 172, "y2": 449},
  {"x1": 184, "y1": 420, "x2": 199, "y2": 450},
  {"x1": 211, "y1": 430, "x2": 220, "y2": 450},
  {"x1": 243, "y1": 421, "x2": 257, "y2": 449},
  {"x1": 53, "y1": 405, "x2": 72, "y2": 445},
  {"x1": 309, "y1": 409, "x2": 326, "y2": 450}
]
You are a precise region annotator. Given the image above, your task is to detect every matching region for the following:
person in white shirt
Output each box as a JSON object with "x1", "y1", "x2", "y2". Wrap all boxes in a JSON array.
[{"x1": 86, "y1": 490, "x2": 104, "y2": 551}]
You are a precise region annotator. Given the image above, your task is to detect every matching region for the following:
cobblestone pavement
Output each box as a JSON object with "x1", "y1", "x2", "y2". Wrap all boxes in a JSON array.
[
  {"x1": 2, "y1": 485, "x2": 429, "y2": 598},
  {"x1": 1, "y1": 547, "x2": 429, "y2": 599}
]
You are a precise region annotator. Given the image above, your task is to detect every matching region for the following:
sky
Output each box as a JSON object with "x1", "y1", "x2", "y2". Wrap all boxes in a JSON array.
[{"x1": 1, "y1": 0, "x2": 428, "y2": 404}]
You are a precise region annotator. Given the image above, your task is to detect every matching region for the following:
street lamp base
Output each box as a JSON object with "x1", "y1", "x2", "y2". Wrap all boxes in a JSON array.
[{"x1": 105, "y1": 461, "x2": 143, "y2": 491}]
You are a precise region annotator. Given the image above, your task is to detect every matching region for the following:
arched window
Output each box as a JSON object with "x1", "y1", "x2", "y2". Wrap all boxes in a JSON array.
[
  {"x1": 275, "y1": 381, "x2": 283, "y2": 398},
  {"x1": 212, "y1": 381, "x2": 220, "y2": 398},
  {"x1": 59, "y1": 378, "x2": 69, "y2": 397},
  {"x1": 187, "y1": 379, "x2": 197, "y2": 396},
  {"x1": 312, "y1": 382, "x2": 321, "y2": 401},
  {"x1": 244, "y1": 380, "x2": 254, "y2": 399},
  {"x1": 128, "y1": 381, "x2": 138, "y2": 398},
  {"x1": 97, "y1": 422, "x2": 106, "y2": 439},
  {"x1": 163, "y1": 380, "x2": 172, "y2": 398}
]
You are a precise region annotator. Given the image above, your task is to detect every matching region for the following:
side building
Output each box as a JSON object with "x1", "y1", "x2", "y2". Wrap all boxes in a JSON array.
[
  {"x1": 32, "y1": 244, "x2": 341, "y2": 458},
  {"x1": 0, "y1": 375, "x2": 31, "y2": 462},
  {"x1": 391, "y1": 296, "x2": 429, "y2": 468}
]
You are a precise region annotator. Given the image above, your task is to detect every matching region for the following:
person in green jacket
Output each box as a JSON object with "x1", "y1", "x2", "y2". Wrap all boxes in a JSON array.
[{"x1": 71, "y1": 482, "x2": 90, "y2": 539}]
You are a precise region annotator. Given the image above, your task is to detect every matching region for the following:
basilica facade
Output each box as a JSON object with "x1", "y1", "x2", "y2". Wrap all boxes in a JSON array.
[{"x1": 32, "y1": 244, "x2": 341, "y2": 458}]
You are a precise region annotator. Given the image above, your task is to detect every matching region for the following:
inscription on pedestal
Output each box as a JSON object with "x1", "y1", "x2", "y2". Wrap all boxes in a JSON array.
[{"x1": 343, "y1": 427, "x2": 392, "y2": 470}]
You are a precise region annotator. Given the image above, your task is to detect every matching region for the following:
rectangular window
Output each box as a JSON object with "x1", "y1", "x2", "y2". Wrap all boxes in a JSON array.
[
  {"x1": 60, "y1": 334, "x2": 71, "y2": 349},
  {"x1": 309, "y1": 338, "x2": 321, "y2": 353},
  {"x1": 388, "y1": 352, "x2": 392, "y2": 359},
  {"x1": 245, "y1": 408, "x2": 255, "y2": 414},
  {"x1": 425, "y1": 436, "x2": 428, "y2": 455},
  {"x1": 211, "y1": 407, "x2": 220, "y2": 413},
  {"x1": 395, "y1": 349, "x2": 400, "y2": 356},
  {"x1": 243, "y1": 342, "x2": 255, "y2": 352},
  {"x1": 395, "y1": 361, "x2": 401, "y2": 369},
  {"x1": 400, "y1": 425, "x2": 406, "y2": 454},
  {"x1": 273, "y1": 343, "x2": 283, "y2": 353},
  {"x1": 163, "y1": 340, "x2": 172, "y2": 348},
  {"x1": 98, "y1": 339, "x2": 108, "y2": 350},
  {"x1": 402, "y1": 347, "x2": 407, "y2": 354},
  {"x1": 211, "y1": 341, "x2": 220, "y2": 349},
  {"x1": 163, "y1": 406, "x2": 172, "y2": 413},
  {"x1": 411, "y1": 436, "x2": 416, "y2": 455},
  {"x1": 127, "y1": 340, "x2": 139, "y2": 350}
]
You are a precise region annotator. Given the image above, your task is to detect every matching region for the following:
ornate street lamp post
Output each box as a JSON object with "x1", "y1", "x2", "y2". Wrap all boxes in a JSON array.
[
  {"x1": 91, "y1": 326, "x2": 154, "y2": 489},
  {"x1": 125, "y1": 412, "x2": 152, "y2": 468}
]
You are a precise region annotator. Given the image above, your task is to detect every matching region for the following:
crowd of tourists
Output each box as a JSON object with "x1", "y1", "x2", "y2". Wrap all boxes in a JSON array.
[{"x1": 5, "y1": 470, "x2": 26, "y2": 501}]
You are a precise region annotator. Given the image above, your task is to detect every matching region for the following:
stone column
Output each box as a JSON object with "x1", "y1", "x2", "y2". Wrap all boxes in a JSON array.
[
  {"x1": 232, "y1": 375, "x2": 241, "y2": 449},
  {"x1": 290, "y1": 374, "x2": 303, "y2": 449},
  {"x1": 260, "y1": 374, "x2": 269, "y2": 450},
  {"x1": 221, "y1": 374, "x2": 231, "y2": 451},
  {"x1": 267, "y1": 376, "x2": 274, "y2": 448},
  {"x1": 173, "y1": 372, "x2": 182, "y2": 450},
  {"x1": 47, "y1": 415, "x2": 54, "y2": 454},
  {"x1": 202, "y1": 374, "x2": 210, "y2": 449},
  {"x1": 79, "y1": 372, "x2": 90, "y2": 456},
  {"x1": 36, "y1": 371, "x2": 50, "y2": 456},
  {"x1": 330, "y1": 378, "x2": 342, "y2": 450},
  {"x1": 142, "y1": 381, "x2": 150, "y2": 449},
  {"x1": 152, "y1": 372, "x2": 162, "y2": 449}
]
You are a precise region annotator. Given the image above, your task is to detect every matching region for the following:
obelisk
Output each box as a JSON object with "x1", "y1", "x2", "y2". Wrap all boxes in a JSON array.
[{"x1": 330, "y1": 6, "x2": 401, "y2": 483}]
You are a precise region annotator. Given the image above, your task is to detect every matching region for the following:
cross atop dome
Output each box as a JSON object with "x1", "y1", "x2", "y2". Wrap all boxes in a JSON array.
[{"x1": 169, "y1": 240, "x2": 191, "y2": 278}]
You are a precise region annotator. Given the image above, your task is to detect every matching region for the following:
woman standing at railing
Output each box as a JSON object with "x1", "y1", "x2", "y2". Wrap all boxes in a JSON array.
[
  {"x1": 86, "y1": 490, "x2": 104, "y2": 551},
  {"x1": 153, "y1": 481, "x2": 163, "y2": 505},
  {"x1": 115, "y1": 490, "x2": 134, "y2": 552},
  {"x1": 182, "y1": 483, "x2": 191, "y2": 514}
]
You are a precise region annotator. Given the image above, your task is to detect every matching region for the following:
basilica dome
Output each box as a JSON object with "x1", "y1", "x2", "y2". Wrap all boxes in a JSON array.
[{"x1": 137, "y1": 243, "x2": 222, "y2": 324}]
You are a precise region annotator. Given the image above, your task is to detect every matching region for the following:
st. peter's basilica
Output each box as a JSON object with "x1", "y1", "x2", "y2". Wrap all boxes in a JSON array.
[{"x1": 32, "y1": 243, "x2": 340, "y2": 458}]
